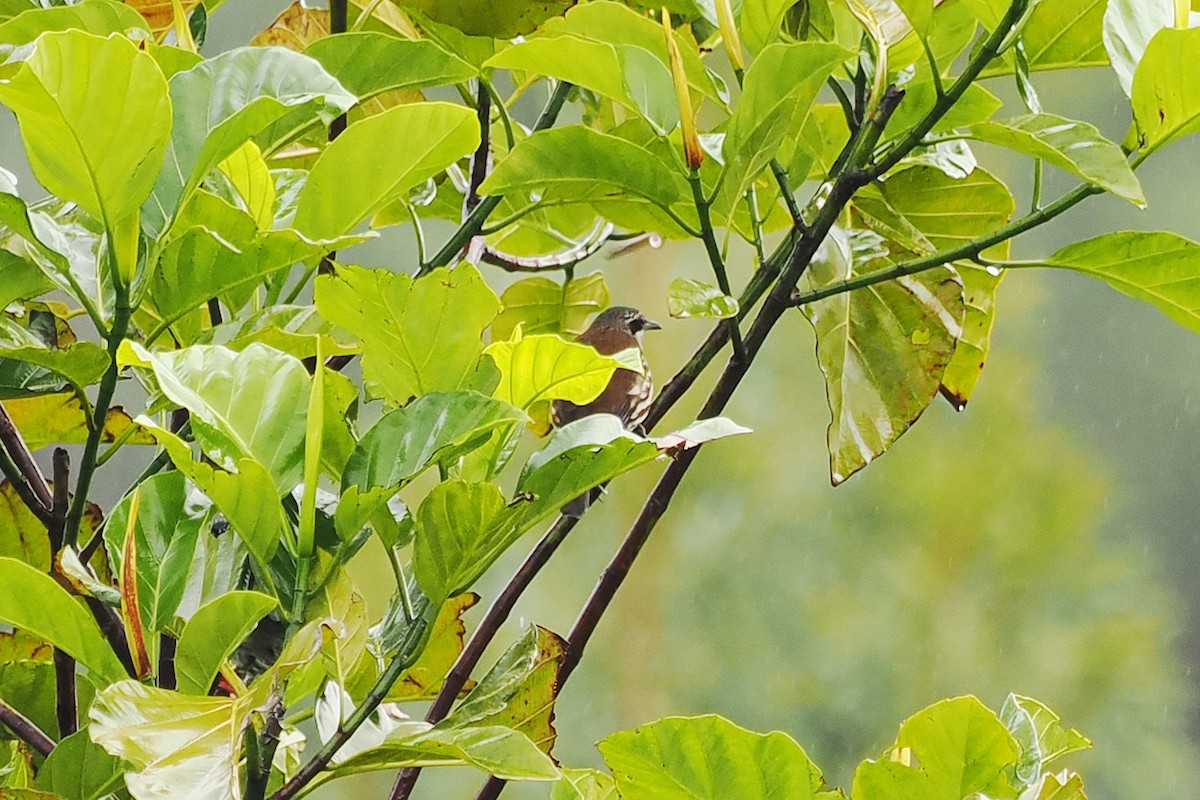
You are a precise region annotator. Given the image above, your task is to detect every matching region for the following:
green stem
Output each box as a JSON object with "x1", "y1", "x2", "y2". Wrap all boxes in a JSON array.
[
  {"x1": 734, "y1": 65, "x2": 805, "y2": 228},
  {"x1": 921, "y1": 36, "x2": 945, "y2": 98},
  {"x1": 688, "y1": 172, "x2": 746, "y2": 362},
  {"x1": 63, "y1": 292, "x2": 132, "y2": 549},
  {"x1": 827, "y1": 75, "x2": 857, "y2": 134},
  {"x1": 1030, "y1": 158, "x2": 1043, "y2": 212},
  {"x1": 419, "y1": 81, "x2": 572, "y2": 274},
  {"x1": 789, "y1": 181, "x2": 1101, "y2": 308}
]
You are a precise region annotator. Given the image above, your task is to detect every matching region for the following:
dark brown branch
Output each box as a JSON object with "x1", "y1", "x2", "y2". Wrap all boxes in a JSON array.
[
  {"x1": 0, "y1": 400, "x2": 53, "y2": 524},
  {"x1": 466, "y1": 80, "x2": 491, "y2": 214},
  {"x1": 51, "y1": 447, "x2": 75, "y2": 738},
  {"x1": 0, "y1": 697, "x2": 55, "y2": 756}
]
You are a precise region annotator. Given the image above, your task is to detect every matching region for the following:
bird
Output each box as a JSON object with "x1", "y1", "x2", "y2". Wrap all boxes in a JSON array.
[{"x1": 552, "y1": 306, "x2": 661, "y2": 516}]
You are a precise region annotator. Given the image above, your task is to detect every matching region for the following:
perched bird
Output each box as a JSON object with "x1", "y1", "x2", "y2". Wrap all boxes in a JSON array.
[{"x1": 552, "y1": 306, "x2": 661, "y2": 515}]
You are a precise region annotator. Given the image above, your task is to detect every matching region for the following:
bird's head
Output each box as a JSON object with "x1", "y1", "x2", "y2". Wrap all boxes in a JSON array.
[{"x1": 590, "y1": 306, "x2": 662, "y2": 340}]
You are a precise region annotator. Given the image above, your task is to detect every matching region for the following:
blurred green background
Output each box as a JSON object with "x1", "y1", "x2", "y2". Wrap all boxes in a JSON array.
[{"x1": 5, "y1": 2, "x2": 1200, "y2": 798}]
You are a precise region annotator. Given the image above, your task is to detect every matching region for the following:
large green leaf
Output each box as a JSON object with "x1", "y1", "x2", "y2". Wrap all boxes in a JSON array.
[
  {"x1": 489, "y1": 37, "x2": 676, "y2": 133},
  {"x1": 1041, "y1": 231, "x2": 1200, "y2": 333},
  {"x1": 972, "y1": 0, "x2": 1108, "y2": 72},
  {"x1": 599, "y1": 715, "x2": 827, "y2": 799},
  {"x1": 967, "y1": 114, "x2": 1143, "y2": 206},
  {"x1": 146, "y1": 46, "x2": 355, "y2": 236},
  {"x1": 174, "y1": 590, "x2": 277, "y2": 695},
  {"x1": 152, "y1": 192, "x2": 363, "y2": 335},
  {"x1": 1102, "y1": 0, "x2": 1172, "y2": 96},
  {"x1": 798, "y1": 227, "x2": 964, "y2": 485},
  {"x1": 0, "y1": 1, "x2": 150, "y2": 46},
  {"x1": 480, "y1": 126, "x2": 688, "y2": 212},
  {"x1": 1131, "y1": 27, "x2": 1200, "y2": 155},
  {"x1": 0, "y1": 30, "x2": 170, "y2": 229},
  {"x1": 852, "y1": 164, "x2": 1015, "y2": 412},
  {"x1": 0, "y1": 558, "x2": 126, "y2": 685},
  {"x1": 0, "y1": 252, "x2": 53, "y2": 310},
  {"x1": 851, "y1": 697, "x2": 1019, "y2": 799},
  {"x1": 414, "y1": 480, "x2": 509, "y2": 604},
  {"x1": 103, "y1": 472, "x2": 203, "y2": 637},
  {"x1": 492, "y1": 272, "x2": 610, "y2": 341},
  {"x1": 293, "y1": 102, "x2": 480, "y2": 240},
  {"x1": 134, "y1": 419, "x2": 287, "y2": 572},
  {"x1": 303, "y1": 32, "x2": 476, "y2": 100},
  {"x1": 315, "y1": 263, "x2": 500, "y2": 406},
  {"x1": 740, "y1": 0, "x2": 798, "y2": 54},
  {"x1": 536, "y1": 1, "x2": 725, "y2": 103},
  {"x1": 120, "y1": 341, "x2": 310, "y2": 491},
  {"x1": 33, "y1": 728, "x2": 125, "y2": 800},
  {"x1": 714, "y1": 42, "x2": 847, "y2": 222},
  {"x1": 342, "y1": 391, "x2": 524, "y2": 493},
  {"x1": 90, "y1": 679, "x2": 271, "y2": 800},
  {"x1": 551, "y1": 769, "x2": 618, "y2": 800},
  {"x1": 484, "y1": 329, "x2": 642, "y2": 435},
  {"x1": 443, "y1": 624, "x2": 565, "y2": 754}
]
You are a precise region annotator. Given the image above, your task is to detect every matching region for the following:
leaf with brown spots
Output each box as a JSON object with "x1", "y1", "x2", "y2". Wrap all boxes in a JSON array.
[
  {"x1": 389, "y1": 592, "x2": 479, "y2": 701},
  {"x1": 3, "y1": 392, "x2": 155, "y2": 451},
  {"x1": 443, "y1": 624, "x2": 565, "y2": 755},
  {"x1": 126, "y1": 0, "x2": 202, "y2": 41}
]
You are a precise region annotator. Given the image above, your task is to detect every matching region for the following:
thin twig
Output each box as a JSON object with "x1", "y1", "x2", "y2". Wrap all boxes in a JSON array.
[
  {"x1": 419, "y1": 81, "x2": 573, "y2": 274},
  {"x1": 0, "y1": 697, "x2": 55, "y2": 756},
  {"x1": 688, "y1": 172, "x2": 746, "y2": 361}
]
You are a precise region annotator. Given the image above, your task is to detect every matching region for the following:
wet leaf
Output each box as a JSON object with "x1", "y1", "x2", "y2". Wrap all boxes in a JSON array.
[
  {"x1": 655, "y1": 417, "x2": 752, "y2": 454},
  {"x1": 667, "y1": 278, "x2": 739, "y2": 319},
  {"x1": 1131, "y1": 26, "x2": 1200, "y2": 155},
  {"x1": 1001, "y1": 694, "x2": 1091, "y2": 785},
  {"x1": 1102, "y1": 0, "x2": 1172, "y2": 96},
  {"x1": 304, "y1": 33, "x2": 476, "y2": 100},
  {"x1": 174, "y1": 590, "x2": 277, "y2": 695}
]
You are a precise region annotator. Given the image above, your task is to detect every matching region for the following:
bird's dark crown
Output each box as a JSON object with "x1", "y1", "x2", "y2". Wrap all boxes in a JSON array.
[{"x1": 591, "y1": 306, "x2": 662, "y2": 334}]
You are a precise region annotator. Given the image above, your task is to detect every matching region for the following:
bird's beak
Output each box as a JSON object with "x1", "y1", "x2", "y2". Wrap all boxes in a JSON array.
[{"x1": 641, "y1": 317, "x2": 662, "y2": 331}]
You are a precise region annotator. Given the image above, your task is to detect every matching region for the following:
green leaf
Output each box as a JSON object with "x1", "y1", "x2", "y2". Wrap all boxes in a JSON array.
[
  {"x1": 740, "y1": 0, "x2": 798, "y2": 54},
  {"x1": 329, "y1": 719, "x2": 560, "y2": 781},
  {"x1": 0, "y1": 1, "x2": 150, "y2": 46},
  {"x1": 973, "y1": 0, "x2": 1108, "y2": 73},
  {"x1": 216, "y1": 141, "x2": 274, "y2": 228},
  {"x1": 496, "y1": 38, "x2": 677, "y2": 134},
  {"x1": 714, "y1": 42, "x2": 847, "y2": 222},
  {"x1": 293, "y1": 102, "x2": 480, "y2": 240},
  {"x1": 667, "y1": 277, "x2": 739, "y2": 319},
  {"x1": 120, "y1": 341, "x2": 310, "y2": 491},
  {"x1": 0, "y1": 558, "x2": 126, "y2": 685},
  {"x1": 134, "y1": 418, "x2": 288, "y2": 570},
  {"x1": 1132, "y1": 27, "x2": 1200, "y2": 155},
  {"x1": 0, "y1": 322, "x2": 110, "y2": 395},
  {"x1": 343, "y1": 391, "x2": 524, "y2": 493},
  {"x1": 852, "y1": 165, "x2": 1015, "y2": 415},
  {"x1": 939, "y1": 263, "x2": 1002, "y2": 409},
  {"x1": 539, "y1": 2, "x2": 724, "y2": 104},
  {"x1": 152, "y1": 193, "x2": 363, "y2": 335},
  {"x1": 551, "y1": 768, "x2": 618, "y2": 800},
  {"x1": 599, "y1": 714, "x2": 827, "y2": 799},
  {"x1": 1102, "y1": 0, "x2": 1172, "y2": 96},
  {"x1": 480, "y1": 126, "x2": 688, "y2": 212},
  {"x1": 315, "y1": 263, "x2": 500, "y2": 406},
  {"x1": 0, "y1": 30, "x2": 171, "y2": 229},
  {"x1": 1000, "y1": 694, "x2": 1091, "y2": 785},
  {"x1": 885, "y1": 82, "x2": 1002, "y2": 139},
  {"x1": 1042, "y1": 231, "x2": 1200, "y2": 333},
  {"x1": 33, "y1": 728, "x2": 125, "y2": 800},
  {"x1": 147, "y1": 46, "x2": 355, "y2": 236},
  {"x1": 967, "y1": 114, "x2": 1143, "y2": 206},
  {"x1": 851, "y1": 696, "x2": 1019, "y2": 799},
  {"x1": 493, "y1": 272, "x2": 610, "y2": 341},
  {"x1": 197, "y1": 304, "x2": 357, "y2": 361},
  {"x1": 484, "y1": 329, "x2": 641, "y2": 433},
  {"x1": 443, "y1": 625, "x2": 565, "y2": 754},
  {"x1": 89, "y1": 679, "x2": 271, "y2": 800},
  {"x1": 396, "y1": 0, "x2": 573, "y2": 37},
  {"x1": 894, "y1": 0, "x2": 934, "y2": 37},
  {"x1": 798, "y1": 227, "x2": 964, "y2": 485},
  {"x1": 0, "y1": 253, "x2": 53, "y2": 310},
  {"x1": 174, "y1": 590, "x2": 277, "y2": 695},
  {"x1": 103, "y1": 472, "x2": 203, "y2": 636},
  {"x1": 1020, "y1": 771, "x2": 1088, "y2": 800},
  {"x1": 303, "y1": 32, "x2": 476, "y2": 100},
  {"x1": 414, "y1": 480, "x2": 509, "y2": 604}
]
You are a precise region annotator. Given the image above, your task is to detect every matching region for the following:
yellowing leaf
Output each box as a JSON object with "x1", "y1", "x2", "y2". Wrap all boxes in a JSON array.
[{"x1": 3, "y1": 392, "x2": 155, "y2": 450}]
